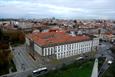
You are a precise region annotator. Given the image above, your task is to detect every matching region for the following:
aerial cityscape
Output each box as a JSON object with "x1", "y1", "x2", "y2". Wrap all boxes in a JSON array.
[{"x1": 0, "y1": 0, "x2": 115, "y2": 77}]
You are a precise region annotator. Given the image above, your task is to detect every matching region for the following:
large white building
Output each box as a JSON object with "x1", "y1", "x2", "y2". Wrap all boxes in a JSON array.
[{"x1": 25, "y1": 31, "x2": 99, "y2": 59}]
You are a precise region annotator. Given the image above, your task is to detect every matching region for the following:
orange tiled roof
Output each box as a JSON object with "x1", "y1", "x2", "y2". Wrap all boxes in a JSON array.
[
  {"x1": 104, "y1": 32, "x2": 112, "y2": 35},
  {"x1": 27, "y1": 31, "x2": 91, "y2": 47}
]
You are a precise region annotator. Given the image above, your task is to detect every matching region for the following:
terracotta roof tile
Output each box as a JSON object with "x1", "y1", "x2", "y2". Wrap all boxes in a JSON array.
[{"x1": 27, "y1": 32, "x2": 91, "y2": 47}]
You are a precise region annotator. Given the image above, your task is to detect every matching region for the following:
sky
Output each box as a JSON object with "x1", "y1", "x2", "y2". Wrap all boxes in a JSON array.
[{"x1": 0, "y1": 0, "x2": 115, "y2": 19}]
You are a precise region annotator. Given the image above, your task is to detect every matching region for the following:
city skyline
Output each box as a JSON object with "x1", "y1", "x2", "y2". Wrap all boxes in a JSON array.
[{"x1": 0, "y1": 0, "x2": 115, "y2": 19}]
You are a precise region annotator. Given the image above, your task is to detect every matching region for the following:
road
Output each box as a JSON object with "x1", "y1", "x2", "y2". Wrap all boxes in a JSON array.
[
  {"x1": 96, "y1": 41, "x2": 113, "y2": 59},
  {"x1": 96, "y1": 41, "x2": 114, "y2": 77},
  {"x1": 3, "y1": 44, "x2": 45, "y2": 77},
  {"x1": 13, "y1": 46, "x2": 42, "y2": 71},
  {"x1": 98, "y1": 60, "x2": 110, "y2": 77}
]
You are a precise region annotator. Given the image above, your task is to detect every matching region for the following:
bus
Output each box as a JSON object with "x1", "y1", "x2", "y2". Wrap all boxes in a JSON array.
[
  {"x1": 75, "y1": 57, "x2": 84, "y2": 60},
  {"x1": 32, "y1": 67, "x2": 48, "y2": 76}
]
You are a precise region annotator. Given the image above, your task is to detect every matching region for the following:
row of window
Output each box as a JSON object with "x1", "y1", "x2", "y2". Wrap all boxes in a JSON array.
[
  {"x1": 57, "y1": 47, "x2": 92, "y2": 59},
  {"x1": 93, "y1": 40, "x2": 99, "y2": 46},
  {"x1": 57, "y1": 49, "x2": 90, "y2": 59},
  {"x1": 57, "y1": 42, "x2": 92, "y2": 52},
  {"x1": 43, "y1": 47, "x2": 55, "y2": 56},
  {"x1": 57, "y1": 47, "x2": 91, "y2": 54},
  {"x1": 43, "y1": 40, "x2": 99, "y2": 57}
]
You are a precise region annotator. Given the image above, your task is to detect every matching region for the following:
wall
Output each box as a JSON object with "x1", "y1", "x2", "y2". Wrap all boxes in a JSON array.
[
  {"x1": 25, "y1": 37, "x2": 30, "y2": 46},
  {"x1": 43, "y1": 47, "x2": 55, "y2": 56},
  {"x1": 42, "y1": 38, "x2": 99, "y2": 59},
  {"x1": 55, "y1": 41, "x2": 93, "y2": 59},
  {"x1": 27, "y1": 36, "x2": 99, "y2": 59},
  {"x1": 34, "y1": 43, "x2": 42, "y2": 55}
]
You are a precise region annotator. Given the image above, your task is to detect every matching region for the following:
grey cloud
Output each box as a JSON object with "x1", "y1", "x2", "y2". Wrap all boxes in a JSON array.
[{"x1": 0, "y1": 0, "x2": 115, "y2": 19}]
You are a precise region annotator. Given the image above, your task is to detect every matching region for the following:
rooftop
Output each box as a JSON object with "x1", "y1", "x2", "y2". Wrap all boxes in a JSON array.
[{"x1": 27, "y1": 31, "x2": 91, "y2": 47}]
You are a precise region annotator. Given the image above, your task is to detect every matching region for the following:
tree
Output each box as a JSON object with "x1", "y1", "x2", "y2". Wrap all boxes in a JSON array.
[
  {"x1": 18, "y1": 31, "x2": 25, "y2": 43},
  {"x1": 2, "y1": 30, "x2": 25, "y2": 44},
  {"x1": 110, "y1": 46, "x2": 115, "y2": 54},
  {"x1": 0, "y1": 49, "x2": 13, "y2": 66},
  {"x1": 0, "y1": 49, "x2": 13, "y2": 75},
  {"x1": 0, "y1": 42, "x2": 9, "y2": 49},
  {"x1": 0, "y1": 29, "x2": 3, "y2": 40},
  {"x1": 110, "y1": 46, "x2": 115, "y2": 58}
]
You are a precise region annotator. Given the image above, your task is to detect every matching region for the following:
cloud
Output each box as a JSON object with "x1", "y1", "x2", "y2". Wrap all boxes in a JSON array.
[
  {"x1": 0, "y1": 0, "x2": 115, "y2": 19},
  {"x1": 37, "y1": 3, "x2": 87, "y2": 14}
]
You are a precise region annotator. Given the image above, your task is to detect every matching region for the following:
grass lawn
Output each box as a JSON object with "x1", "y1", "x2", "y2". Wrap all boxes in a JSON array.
[
  {"x1": 61, "y1": 61, "x2": 94, "y2": 77},
  {"x1": 39, "y1": 60, "x2": 94, "y2": 77},
  {"x1": 50, "y1": 59, "x2": 60, "y2": 64}
]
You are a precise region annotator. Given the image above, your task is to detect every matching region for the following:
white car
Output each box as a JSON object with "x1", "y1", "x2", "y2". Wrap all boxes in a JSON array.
[{"x1": 107, "y1": 60, "x2": 112, "y2": 65}]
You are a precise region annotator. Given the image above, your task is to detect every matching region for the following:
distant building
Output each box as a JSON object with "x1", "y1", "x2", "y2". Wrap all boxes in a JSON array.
[
  {"x1": 25, "y1": 30, "x2": 99, "y2": 59},
  {"x1": 103, "y1": 32, "x2": 115, "y2": 42}
]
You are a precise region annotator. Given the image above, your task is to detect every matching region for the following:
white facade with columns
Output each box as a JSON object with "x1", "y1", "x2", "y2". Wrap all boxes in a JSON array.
[{"x1": 26, "y1": 37, "x2": 99, "y2": 59}]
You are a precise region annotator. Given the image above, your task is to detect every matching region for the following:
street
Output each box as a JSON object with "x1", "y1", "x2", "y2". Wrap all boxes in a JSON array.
[
  {"x1": 96, "y1": 41, "x2": 113, "y2": 60},
  {"x1": 4, "y1": 44, "x2": 45, "y2": 77},
  {"x1": 96, "y1": 41, "x2": 114, "y2": 77},
  {"x1": 13, "y1": 45, "x2": 43, "y2": 72}
]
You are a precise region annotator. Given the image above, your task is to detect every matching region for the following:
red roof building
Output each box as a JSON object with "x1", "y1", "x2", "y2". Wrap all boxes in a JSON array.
[{"x1": 26, "y1": 31, "x2": 91, "y2": 47}]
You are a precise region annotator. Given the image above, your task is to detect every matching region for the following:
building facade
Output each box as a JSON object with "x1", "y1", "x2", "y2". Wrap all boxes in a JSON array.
[{"x1": 25, "y1": 31, "x2": 99, "y2": 59}]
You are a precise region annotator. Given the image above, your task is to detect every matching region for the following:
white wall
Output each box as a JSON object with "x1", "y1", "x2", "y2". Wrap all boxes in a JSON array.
[
  {"x1": 34, "y1": 37, "x2": 99, "y2": 59},
  {"x1": 25, "y1": 38, "x2": 30, "y2": 46},
  {"x1": 93, "y1": 38, "x2": 99, "y2": 47},
  {"x1": 55, "y1": 38, "x2": 99, "y2": 59},
  {"x1": 43, "y1": 47, "x2": 55, "y2": 56},
  {"x1": 34, "y1": 43, "x2": 42, "y2": 55}
]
